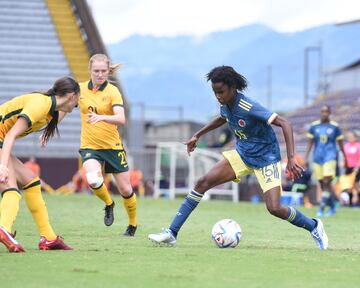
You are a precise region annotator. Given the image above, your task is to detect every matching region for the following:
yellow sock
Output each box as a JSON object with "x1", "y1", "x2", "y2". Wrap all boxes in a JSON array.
[
  {"x1": 92, "y1": 183, "x2": 113, "y2": 206},
  {"x1": 123, "y1": 192, "x2": 137, "y2": 226},
  {"x1": 0, "y1": 189, "x2": 21, "y2": 233},
  {"x1": 23, "y1": 177, "x2": 56, "y2": 240}
]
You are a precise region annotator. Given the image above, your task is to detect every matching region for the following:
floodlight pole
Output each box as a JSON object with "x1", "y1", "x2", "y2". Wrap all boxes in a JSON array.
[{"x1": 304, "y1": 45, "x2": 322, "y2": 106}]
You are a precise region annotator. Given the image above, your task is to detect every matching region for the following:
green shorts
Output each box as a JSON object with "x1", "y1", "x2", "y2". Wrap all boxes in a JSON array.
[{"x1": 79, "y1": 149, "x2": 129, "y2": 173}]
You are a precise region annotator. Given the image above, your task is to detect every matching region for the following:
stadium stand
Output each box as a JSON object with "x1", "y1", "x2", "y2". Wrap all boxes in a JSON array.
[
  {"x1": 0, "y1": 0, "x2": 122, "y2": 187},
  {"x1": 283, "y1": 89, "x2": 360, "y2": 147}
]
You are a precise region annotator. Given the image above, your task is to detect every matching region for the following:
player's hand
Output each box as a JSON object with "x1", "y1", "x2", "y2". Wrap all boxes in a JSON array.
[
  {"x1": 39, "y1": 134, "x2": 46, "y2": 149},
  {"x1": 286, "y1": 158, "x2": 304, "y2": 180},
  {"x1": 0, "y1": 164, "x2": 9, "y2": 183},
  {"x1": 184, "y1": 135, "x2": 199, "y2": 156},
  {"x1": 87, "y1": 111, "x2": 104, "y2": 124}
]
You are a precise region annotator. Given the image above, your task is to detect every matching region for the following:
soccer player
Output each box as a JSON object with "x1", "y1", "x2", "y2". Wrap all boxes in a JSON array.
[
  {"x1": 78, "y1": 54, "x2": 137, "y2": 236},
  {"x1": 149, "y1": 66, "x2": 328, "y2": 250},
  {"x1": 343, "y1": 131, "x2": 359, "y2": 205},
  {"x1": 0, "y1": 77, "x2": 79, "y2": 252},
  {"x1": 305, "y1": 105, "x2": 347, "y2": 217}
]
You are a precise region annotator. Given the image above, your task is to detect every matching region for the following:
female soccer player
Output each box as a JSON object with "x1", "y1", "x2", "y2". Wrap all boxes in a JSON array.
[
  {"x1": 305, "y1": 105, "x2": 347, "y2": 217},
  {"x1": 149, "y1": 66, "x2": 328, "y2": 250},
  {"x1": 0, "y1": 76, "x2": 80, "y2": 252},
  {"x1": 78, "y1": 54, "x2": 137, "y2": 236}
]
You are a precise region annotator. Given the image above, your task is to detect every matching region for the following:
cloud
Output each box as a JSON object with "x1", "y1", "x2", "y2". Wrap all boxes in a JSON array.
[{"x1": 87, "y1": 0, "x2": 360, "y2": 43}]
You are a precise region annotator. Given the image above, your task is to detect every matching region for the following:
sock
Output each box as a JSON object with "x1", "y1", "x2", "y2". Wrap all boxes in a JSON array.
[
  {"x1": 287, "y1": 206, "x2": 316, "y2": 232},
  {"x1": 319, "y1": 191, "x2": 330, "y2": 212},
  {"x1": 92, "y1": 183, "x2": 113, "y2": 206},
  {"x1": 123, "y1": 192, "x2": 137, "y2": 226},
  {"x1": 328, "y1": 195, "x2": 336, "y2": 210},
  {"x1": 169, "y1": 190, "x2": 203, "y2": 237},
  {"x1": 23, "y1": 177, "x2": 56, "y2": 240},
  {"x1": 0, "y1": 189, "x2": 21, "y2": 233}
]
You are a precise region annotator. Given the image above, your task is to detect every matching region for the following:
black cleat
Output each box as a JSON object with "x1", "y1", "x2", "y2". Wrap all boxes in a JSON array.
[
  {"x1": 123, "y1": 225, "x2": 137, "y2": 237},
  {"x1": 104, "y1": 201, "x2": 115, "y2": 226}
]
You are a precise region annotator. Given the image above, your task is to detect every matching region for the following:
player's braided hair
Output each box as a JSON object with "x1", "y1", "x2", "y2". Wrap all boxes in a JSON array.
[
  {"x1": 42, "y1": 77, "x2": 80, "y2": 144},
  {"x1": 206, "y1": 66, "x2": 248, "y2": 91}
]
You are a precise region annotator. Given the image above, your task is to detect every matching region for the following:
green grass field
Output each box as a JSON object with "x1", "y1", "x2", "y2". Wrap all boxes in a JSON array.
[{"x1": 0, "y1": 194, "x2": 359, "y2": 288}]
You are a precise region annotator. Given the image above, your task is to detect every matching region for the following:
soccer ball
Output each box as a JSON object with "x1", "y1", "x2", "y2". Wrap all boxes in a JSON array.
[{"x1": 211, "y1": 219, "x2": 242, "y2": 248}]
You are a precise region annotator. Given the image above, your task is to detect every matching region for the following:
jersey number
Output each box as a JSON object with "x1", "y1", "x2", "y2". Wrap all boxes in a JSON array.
[
  {"x1": 235, "y1": 130, "x2": 247, "y2": 140},
  {"x1": 88, "y1": 106, "x2": 98, "y2": 114},
  {"x1": 320, "y1": 134, "x2": 328, "y2": 143},
  {"x1": 118, "y1": 151, "x2": 128, "y2": 167}
]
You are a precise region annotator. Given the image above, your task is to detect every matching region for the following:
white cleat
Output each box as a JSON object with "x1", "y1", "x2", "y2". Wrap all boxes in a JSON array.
[
  {"x1": 311, "y1": 219, "x2": 328, "y2": 250},
  {"x1": 148, "y1": 228, "x2": 177, "y2": 246}
]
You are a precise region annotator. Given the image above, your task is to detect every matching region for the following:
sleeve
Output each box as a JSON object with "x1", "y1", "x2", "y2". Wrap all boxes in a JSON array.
[
  {"x1": 307, "y1": 125, "x2": 315, "y2": 139},
  {"x1": 18, "y1": 98, "x2": 51, "y2": 127},
  {"x1": 110, "y1": 86, "x2": 124, "y2": 108},
  {"x1": 335, "y1": 126, "x2": 344, "y2": 141},
  {"x1": 248, "y1": 100, "x2": 277, "y2": 124},
  {"x1": 220, "y1": 106, "x2": 226, "y2": 119}
]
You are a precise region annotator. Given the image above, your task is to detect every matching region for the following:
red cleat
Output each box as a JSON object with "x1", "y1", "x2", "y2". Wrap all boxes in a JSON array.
[
  {"x1": 0, "y1": 226, "x2": 25, "y2": 253},
  {"x1": 38, "y1": 236, "x2": 73, "y2": 251}
]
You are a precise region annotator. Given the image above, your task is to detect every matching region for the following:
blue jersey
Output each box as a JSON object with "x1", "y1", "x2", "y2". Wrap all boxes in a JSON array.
[
  {"x1": 307, "y1": 120, "x2": 343, "y2": 164},
  {"x1": 220, "y1": 93, "x2": 280, "y2": 169}
]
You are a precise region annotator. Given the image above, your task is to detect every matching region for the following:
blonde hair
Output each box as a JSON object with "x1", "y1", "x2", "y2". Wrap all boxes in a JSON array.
[{"x1": 89, "y1": 54, "x2": 122, "y2": 77}]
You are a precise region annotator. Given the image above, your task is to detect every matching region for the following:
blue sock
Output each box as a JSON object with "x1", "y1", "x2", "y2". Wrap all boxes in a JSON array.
[
  {"x1": 319, "y1": 195, "x2": 329, "y2": 212},
  {"x1": 169, "y1": 190, "x2": 203, "y2": 237},
  {"x1": 287, "y1": 206, "x2": 316, "y2": 232},
  {"x1": 328, "y1": 195, "x2": 336, "y2": 210}
]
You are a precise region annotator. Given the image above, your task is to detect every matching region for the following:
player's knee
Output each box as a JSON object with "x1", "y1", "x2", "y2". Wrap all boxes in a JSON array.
[
  {"x1": 119, "y1": 185, "x2": 133, "y2": 197},
  {"x1": 194, "y1": 176, "x2": 211, "y2": 192},
  {"x1": 86, "y1": 171, "x2": 103, "y2": 189},
  {"x1": 266, "y1": 203, "x2": 282, "y2": 217}
]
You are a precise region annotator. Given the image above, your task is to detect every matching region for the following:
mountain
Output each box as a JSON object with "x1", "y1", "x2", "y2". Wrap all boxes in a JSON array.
[{"x1": 108, "y1": 23, "x2": 360, "y2": 120}]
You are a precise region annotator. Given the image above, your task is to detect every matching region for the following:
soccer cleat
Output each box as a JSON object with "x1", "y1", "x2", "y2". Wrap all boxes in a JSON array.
[
  {"x1": 123, "y1": 225, "x2": 137, "y2": 237},
  {"x1": 310, "y1": 219, "x2": 328, "y2": 250},
  {"x1": 38, "y1": 236, "x2": 73, "y2": 250},
  {"x1": 325, "y1": 208, "x2": 336, "y2": 217},
  {"x1": 104, "y1": 201, "x2": 115, "y2": 226},
  {"x1": 148, "y1": 228, "x2": 177, "y2": 246},
  {"x1": 0, "y1": 226, "x2": 25, "y2": 253}
]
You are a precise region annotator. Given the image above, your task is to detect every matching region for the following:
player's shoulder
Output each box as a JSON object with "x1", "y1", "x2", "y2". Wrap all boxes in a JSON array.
[
  {"x1": 310, "y1": 120, "x2": 321, "y2": 127},
  {"x1": 106, "y1": 82, "x2": 121, "y2": 93},
  {"x1": 237, "y1": 93, "x2": 255, "y2": 112},
  {"x1": 330, "y1": 120, "x2": 339, "y2": 127}
]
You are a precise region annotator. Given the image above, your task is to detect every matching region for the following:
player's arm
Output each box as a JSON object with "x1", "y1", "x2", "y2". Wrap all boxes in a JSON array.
[
  {"x1": 0, "y1": 117, "x2": 29, "y2": 183},
  {"x1": 185, "y1": 116, "x2": 226, "y2": 155},
  {"x1": 87, "y1": 106, "x2": 125, "y2": 126},
  {"x1": 337, "y1": 139, "x2": 348, "y2": 168},
  {"x1": 272, "y1": 115, "x2": 303, "y2": 179}
]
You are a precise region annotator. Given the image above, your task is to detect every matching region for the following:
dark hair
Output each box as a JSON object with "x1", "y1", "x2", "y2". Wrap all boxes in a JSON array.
[
  {"x1": 206, "y1": 66, "x2": 248, "y2": 91},
  {"x1": 321, "y1": 105, "x2": 331, "y2": 113},
  {"x1": 42, "y1": 77, "x2": 80, "y2": 144}
]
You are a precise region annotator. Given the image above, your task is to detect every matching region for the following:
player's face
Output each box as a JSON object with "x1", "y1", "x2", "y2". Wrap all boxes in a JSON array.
[
  {"x1": 347, "y1": 132, "x2": 356, "y2": 143},
  {"x1": 212, "y1": 82, "x2": 236, "y2": 105},
  {"x1": 320, "y1": 106, "x2": 330, "y2": 122},
  {"x1": 90, "y1": 60, "x2": 109, "y2": 86},
  {"x1": 63, "y1": 92, "x2": 80, "y2": 112}
]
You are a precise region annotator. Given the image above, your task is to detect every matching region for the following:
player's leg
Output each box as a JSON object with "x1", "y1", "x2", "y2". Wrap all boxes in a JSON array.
[
  {"x1": 256, "y1": 163, "x2": 327, "y2": 250},
  {"x1": 11, "y1": 156, "x2": 72, "y2": 250},
  {"x1": 113, "y1": 171, "x2": 137, "y2": 236},
  {"x1": 313, "y1": 163, "x2": 327, "y2": 216},
  {"x1": 322, "y1": 161, "x2": 337, "y2": 216},
  {"x1": 83, "y1": 158, "x2": 115, "y2": 226},
  {"x1": 149, "y1": 158, "x2": 236, "y2": 245},
  {"x1": 0, "y1": 155, "x2": 25, "y2": 252}
]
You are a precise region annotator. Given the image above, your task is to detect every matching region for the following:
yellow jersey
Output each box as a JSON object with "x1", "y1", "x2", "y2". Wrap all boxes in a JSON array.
[
  {"x1": 0, "y1": 93, "x2": 56, "y2": 141},
  {"x1": 79, "y1": 80, "x2": 124, "y2": 150}
]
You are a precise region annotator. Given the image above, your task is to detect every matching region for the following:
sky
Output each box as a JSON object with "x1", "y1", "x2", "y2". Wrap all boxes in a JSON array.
[{"x1": 87, "y1": 0, "x2": 360, "y2": 44}]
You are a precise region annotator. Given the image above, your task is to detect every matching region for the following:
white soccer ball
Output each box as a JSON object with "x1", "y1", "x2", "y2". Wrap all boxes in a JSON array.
[{"x1": 211, "y1": 219, "x2": 242, "y2": 248}]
